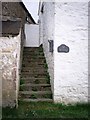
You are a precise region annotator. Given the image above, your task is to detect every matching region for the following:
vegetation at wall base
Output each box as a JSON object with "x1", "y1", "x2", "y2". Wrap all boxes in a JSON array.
[{"x1": 2, "y1": 101, "x2": 89, "y2": 119}]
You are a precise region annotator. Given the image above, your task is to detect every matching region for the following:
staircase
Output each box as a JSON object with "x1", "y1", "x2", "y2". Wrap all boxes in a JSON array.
[{"x1": 19, "y1": 45, "x2": 53, "y2": 102}]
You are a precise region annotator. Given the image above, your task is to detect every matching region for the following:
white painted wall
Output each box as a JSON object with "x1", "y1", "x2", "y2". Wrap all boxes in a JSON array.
[
  {"x1": 40, "y1": 2, "x2": 55, "y2": 95},
  {"x1": 25, "y1": 24, "x2": 39, "y2": 47},
  {"x1": 54, "y1": 2, "x2": 88, "y2": 104},
  {"x1": 39, "y1": 12, "x2": 43, "y2": 45},
  {"x1": 39, "y1": 2, "x2": 88, "y2": 104}
]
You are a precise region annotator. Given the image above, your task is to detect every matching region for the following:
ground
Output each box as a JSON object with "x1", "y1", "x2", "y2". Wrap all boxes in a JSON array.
[{"x1": 2, "y1": 101, "x2": 89, "y2": 120}]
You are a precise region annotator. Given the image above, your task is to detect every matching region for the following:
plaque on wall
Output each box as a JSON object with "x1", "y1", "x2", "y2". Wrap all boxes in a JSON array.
[{"x1": 57, "y1": 44, "x2": 69, "y2": 53}]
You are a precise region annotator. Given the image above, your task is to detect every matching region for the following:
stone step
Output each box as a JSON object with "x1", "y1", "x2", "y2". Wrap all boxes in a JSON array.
[
  {"x1": 22, "y1": 59, "x2": 46, "y2": 63},
  {"x1": 22, "y1": 61, "x2": 45, "y2": 65},
  {"x1": 24, "y1": 47, "x2": 43, "y2": 52},
  {"x1": 22, "y1": 65, "x2": 45, "y2": 68},
  {"x1": 23, "y1": 55, "x2": 44, "y2": 58},
  {"x1": 22, "y1": 67, "x2": 46, "y2": 71},
  {"x1": 21, "y1": 72, "x2": 48, "y2": 76},
  {"x1": 21, "y1": 71, "x2": 47, "y2": 75},
  {"x1": 21, "y1": 68, "x2": 47, "y2": 72},
  {"x1": 20, "y1": 84, "x2": 51, "y2": 91},
  {"x1": 22, "y1": 63, "x2": 45, "y2": 68},
  {"x1": 23, "y1": 60, "x2": 46, "y2": 63},
  {"x1": 23, "y1": 56, "x2": 45, "y2": 59},
  {"x1": 23, "y1": 52, "x2": 44, "y2": 56},
  {"x1": 23, "y1": 49, "x2": 43, "y2": 53},
  {"x1": 21, "y1": 74, "x2": 48, "y2": 78},
  {"x1": 19, "y1": 91, "x2": 52, "y2": 99},
  {"x1": 24, "y1": 47, "x2": 43, "y2": 50},
  {"x1": 19, "y1": 98, "x2": 53, "y2": 102},
  {"x1": 20, "y1": 77, "x2": 50, "y2": 84},
  {"x1": 23, "y1": 49, "x2": 43, "y2": 52}
]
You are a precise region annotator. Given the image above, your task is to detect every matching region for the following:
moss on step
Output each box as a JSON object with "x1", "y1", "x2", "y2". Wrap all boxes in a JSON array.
[
  {"x1": 20, "y1": 79, "x2": 25, "y2": 85},
  {"x1": 44, "y1": 63, "x2": 48, "y2": 69},
  {"x1": 32, "y1": 87, "x2": 38, "y2": 91},
  {"x1": 29, "y1": 94, "x2": 37, "y2": 99},
  {"x1": 34, "y1": 80, "x2": 40, "y2": 84}
]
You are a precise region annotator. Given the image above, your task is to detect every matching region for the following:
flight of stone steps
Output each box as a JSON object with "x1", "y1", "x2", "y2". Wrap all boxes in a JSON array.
[{"x1": 19, "y1": 45, "x2": 53, "y2": 102}]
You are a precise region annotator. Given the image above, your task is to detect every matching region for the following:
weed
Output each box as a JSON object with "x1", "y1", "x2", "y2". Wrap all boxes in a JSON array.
[{"x1": 30, "y1": 94, "x2": 37, "y2": 99}]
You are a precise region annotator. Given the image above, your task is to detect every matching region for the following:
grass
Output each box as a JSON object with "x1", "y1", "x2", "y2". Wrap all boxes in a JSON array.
[{"x1": 2, "y1": 101, "x2": 89, "y2": 119}]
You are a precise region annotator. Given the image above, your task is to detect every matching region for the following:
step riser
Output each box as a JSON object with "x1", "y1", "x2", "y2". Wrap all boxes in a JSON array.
[
  {"x1": 23, "y1": 53, "x2": 44, "y2": 56},
  {"x1": 22, "y1": 60, "x2": 46, "y2": 62},
  {"x1": 19, "y1": 93, "x2": 52, "y2": 99},
  {"x1": 21, "y1": 69, "x2": 46, "y2": 72},
  {"x1": 21, "y1": 75, "x2": 48, "y2": 78},
  {"x1": 24, "y1": 49, "x2": 43, "y2": 52},
  {"x1": 20, "y1": 86, "x2": 51, "y2": 91},
  {"x1": 24, "y1": 48, "x2": 43, "y2": 50},
  {"x1": 21, "y1": 69, "x2": 47, "y2": 72},
  {"x1": 22, "y1": 66, "x2": 45, "y2": 69},
  {"x1": 20, "y1": 99, "x2": 53, "y2": 102},
  {"x1": 22, "y1": 66, "x2": 47, "y2": 69},
  {"x1": 23, "y1": 61, "x2": 46, "y2": 64},
  {"x1": 23, "y1": 57, "x2": 45, "y2": 59},
  {"x1": 21, "y1": 81, "x2": 48, "y2": 84},
  {"x1": 22, "y1": 63, "x2": 46, "y2": 66},
  {"x1": 21, "y1": 71, "x2": 47, "y2": 75},
  {"x1": 20, "y1": 79, "x2": 49, "y2": 84}
]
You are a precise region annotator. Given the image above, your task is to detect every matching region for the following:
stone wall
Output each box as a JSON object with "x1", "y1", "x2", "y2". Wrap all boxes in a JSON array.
[
  {"x1": 40, "y1": 2, "x2": 55, "y2": 95},
  {"x1": 0, "y1": 32, "x2": 21, "y2": 107},
  {"x1": 54, "y1": 2, "x2": 88, "y2": 104}
]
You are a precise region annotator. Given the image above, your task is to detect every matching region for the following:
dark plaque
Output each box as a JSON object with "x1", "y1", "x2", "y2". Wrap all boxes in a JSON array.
[{"x1": 57, "y1": 44, "x2": 69, "y2": 53}]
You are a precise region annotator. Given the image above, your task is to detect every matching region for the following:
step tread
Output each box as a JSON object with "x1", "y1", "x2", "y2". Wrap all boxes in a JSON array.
[
  {"x1": 21, "y1": 70, "x2": 47, "y2": 72},
  {"x1": 20, "y1": 98, "x2": 53, "y2": 102},
  {"x1": 21, "y1": 72, "x2": 48, "y2": 74},
  {"x1": 20, "y1": 84, "x2": 51, "y2": 87},
  {"x1": 22, "y1": 65, "x2": 45, "y2": 69},
  {"x1": 21, "y1": 77, "x2": 48, "y2": 79},
  {"x1": 19, "y1": 91, "x2": 52, "y2": 94}
]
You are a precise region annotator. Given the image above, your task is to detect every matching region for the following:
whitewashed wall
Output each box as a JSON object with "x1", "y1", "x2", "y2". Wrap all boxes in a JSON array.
[
  {"x1": 88, "y1": 2, "x2": 90, "y2": 102},
  {"x1": 0, "y1": 32, "x2": 21, "y2": 107},
  {"x1": 42, "y1": 2, "x2": 55, "y2": 94},
  {"x1": 54, "y1": 2, "x2": 88, "y2": 104},
  {"x1": 39, "y1": 12, "x2": 43, "y2": 45},
  {"x1": 25, "y1": 24, "x2": 39, "y2": 47},
  {"x1": 39, "y1": 2, "x2": 88, "y2": 104}
]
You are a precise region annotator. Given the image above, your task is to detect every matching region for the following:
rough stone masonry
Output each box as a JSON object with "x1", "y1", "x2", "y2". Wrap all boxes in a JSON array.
[{"x1": 0, "y1": 32, "x2": 21, "y2": 107}]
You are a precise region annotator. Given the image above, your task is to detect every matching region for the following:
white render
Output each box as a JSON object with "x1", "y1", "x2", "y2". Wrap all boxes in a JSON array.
[
  {"x1": 25, "y1": 24, "x2": 39, "y2": 47},
  {"x1": 39, "y1": 11, "x2": 43, "y2": 45},
  {"x1": 39, "y1": 2, "x2": 55, "y2": 94},
  {"x1": 39, "y1": 2, "x2": 88, "y2": 104}
]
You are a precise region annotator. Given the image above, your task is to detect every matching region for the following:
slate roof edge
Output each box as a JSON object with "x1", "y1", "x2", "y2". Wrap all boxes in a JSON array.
[{"x1": 20, "y1": 2, "x2": 36, "y2": 24}]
